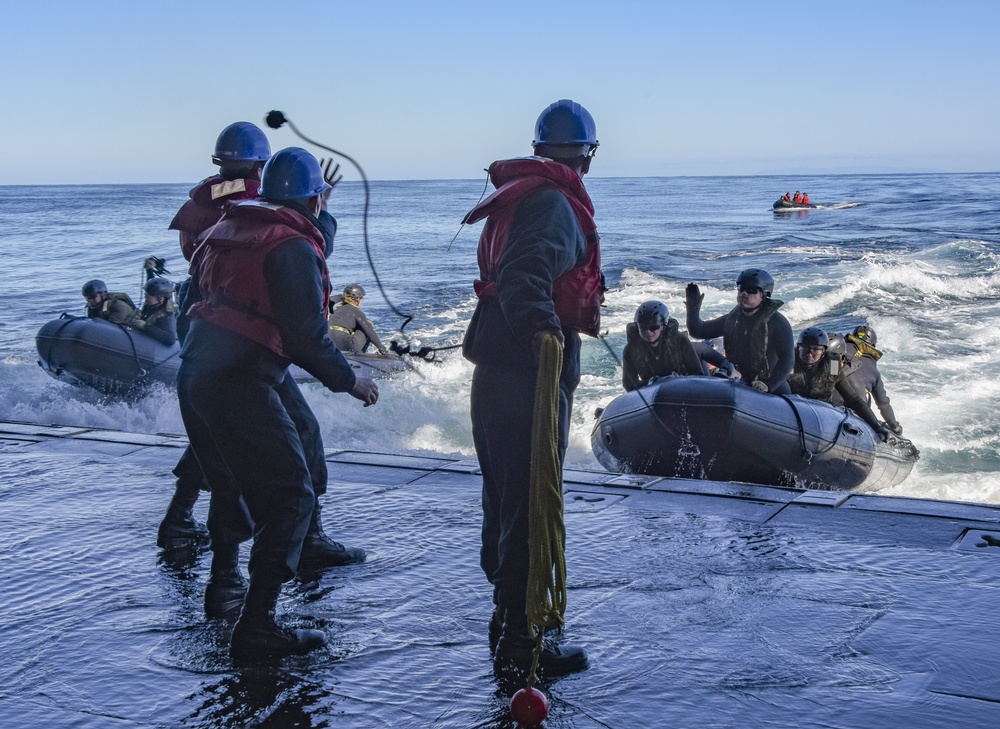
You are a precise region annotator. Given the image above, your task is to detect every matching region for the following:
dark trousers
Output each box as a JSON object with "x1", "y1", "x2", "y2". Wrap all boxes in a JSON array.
[
  {"x1": 178, "y1": 365, "x2": 319, "y2": 585},
  {"x1": 471, "y1": 363, "x2": 572, "y2": 618},
  {"x1": 330, "y1": 329, "x2": 371, "y2": 354}
]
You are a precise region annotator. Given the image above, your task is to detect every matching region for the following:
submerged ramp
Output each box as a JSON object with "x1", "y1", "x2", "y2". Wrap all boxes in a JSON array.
[{"x1": 2, "y1": 419, "x2": 1000, "y2": 727}]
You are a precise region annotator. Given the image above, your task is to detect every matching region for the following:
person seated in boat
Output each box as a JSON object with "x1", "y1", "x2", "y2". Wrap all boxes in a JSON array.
[
  {"x1": 82, "y1": 279, "x2": 138, "y2": 324},
  {"x1": 782, "y1": 192, "x2": 791, "y2": 202},
  {"x1": 792, "y1": 191, "x2": 802, "y2": 204},
  {"x1": 801, "y1": 192, "x2": 810, "y2": 205},
  {"x1": 128, "y1": 276, "x2": 178, "y2": 346},
  {"x1": 685, "y1": 268, "x2": 794, "y2": 394},
  {"x1": 622, "y1": 301, "x2": 712, "y2": 391},
  {"x1": 328, "y1": 284, "x2": 389, "y2": 356},
  {"x1": 788, "y1": 328, "x2": 890, "y2": 440},
  {"x1": 835, "y1": 325, "x2": 903, "y2": 435}
]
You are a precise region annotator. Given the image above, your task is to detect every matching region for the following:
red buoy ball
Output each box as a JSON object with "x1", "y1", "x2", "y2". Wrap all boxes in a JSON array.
[{"x1": 510, "y1": 686, "x2": 549, "y2": 726}]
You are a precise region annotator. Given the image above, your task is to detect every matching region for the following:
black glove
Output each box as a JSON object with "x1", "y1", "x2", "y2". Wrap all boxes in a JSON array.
[
  {"x1": 877, "y1": 427, "x2": 891, "y2": 443},
  {"x1": 685, "y1": 283, "x2": 704, "y2": 311},
  {"x1": 712, "y1": 363, "x2": 733, "y2": 379}
]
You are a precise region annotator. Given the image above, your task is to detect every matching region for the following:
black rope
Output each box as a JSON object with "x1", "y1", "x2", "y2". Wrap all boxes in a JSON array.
[{"x1": 265, "y1": 111, "x2": 413, "y2": 333}]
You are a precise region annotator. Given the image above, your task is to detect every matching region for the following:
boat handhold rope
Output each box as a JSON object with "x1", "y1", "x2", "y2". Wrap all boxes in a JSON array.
[
  {"x1": 778, "y1": 394, "x2": 850, "y2": 462},
  {"x1": 525, "y1": 333, "x2": 567, "y2": 685}
]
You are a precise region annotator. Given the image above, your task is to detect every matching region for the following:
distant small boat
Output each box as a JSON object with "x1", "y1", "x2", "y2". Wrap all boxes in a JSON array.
[
  {"x1": 35, "y1": 315, "x2": 408, "y2": 397},
  {"x1": 591, "y1": 375, "x2": 919, "y2": 491},
  {"x1": 773, "y1": 198, "x2": 817, "y2": 210}
]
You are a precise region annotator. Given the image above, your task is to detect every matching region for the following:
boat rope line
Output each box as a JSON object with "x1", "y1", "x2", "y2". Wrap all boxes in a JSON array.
[
  {"x1": 446, "y1": 169, "x2": 491, "y2": 252},
  {"x1": 777, "y1": 394, "x2": 850, "y2": 463},
  {"x1": 40, "y1": 313, "x2": 79, "y2": 375},
  {"x1": 263, "y1": 112, "x2": 412, "y2": 328},
  {"x1": 263, "y1": 110, "x2": 469, "y2": 365},
  {"x1": 526, "y1": 332, "x2": 568, "y2": 687}
]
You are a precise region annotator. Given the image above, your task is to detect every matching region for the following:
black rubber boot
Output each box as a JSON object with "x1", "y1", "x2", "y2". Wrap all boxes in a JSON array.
[
  {"x1": 230, "y1": 581, "x2": 327, "y2": 661},
  {"x1": 489, "y1": 606, "x2": 504, "y2": 656},
  {"x1": 297, "y1": 505, "x2": 366, "y2": 571},
  {"x1": 494, "y1": 613, "x2": 588, "y2": 678},
  {"x1": 157, "y1": 485, "x2": 210, "y2": 549},
  {"x1": 204, "y1": 543, "x2": 247, "y2": 620}
]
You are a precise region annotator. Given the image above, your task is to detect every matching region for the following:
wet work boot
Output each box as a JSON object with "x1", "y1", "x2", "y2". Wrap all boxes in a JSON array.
[
  {"x1": 230, "y1": 580, "x2": 327, "y2": 662},
  {"x1": 157, "y1": 484, "x2": 210, "y2": 549},
  {"x1": 493, "y1": 612, "x2": 589, "y2": 679},
  {"x1": 297, "y1": 505, "x2": 366, "y2": 572},
  {"x1": 204, "y1": 543, "x2": 248, "y2": 620}
]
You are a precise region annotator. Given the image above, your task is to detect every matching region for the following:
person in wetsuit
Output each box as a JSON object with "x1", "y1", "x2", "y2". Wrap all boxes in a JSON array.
[
  {"x1": 464, "y1": 99, "x2": 602, "y2": 679},
  {"x1": 82, "y1": 280, "x2": 137, "y2": 324},
  {"x1": 685, "y1": 268, "x2": 794, "y2": 394},
  {"x1": 130, "y1": 277, "x2": 177, "y2": 346},
  {"x1": 179, "y1": 147, "x2": 379, "y2": 660},
  {"x1": 328, "y1": 284, "x2": 389, "y2": 355},
  {"x1": 834, "y1": 325, "x2": 903, "y2": 435},
  {"x1": 788, "y1": 328, "x2": 891, "y2": 440},
  {"x1": 622, "y1": 300, "x2": 715, "y2": 391}
]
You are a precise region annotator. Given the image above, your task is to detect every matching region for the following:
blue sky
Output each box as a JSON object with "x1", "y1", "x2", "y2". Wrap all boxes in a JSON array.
[{"x1": 3, "y1": 1, "x2": 998, "y2": 183}]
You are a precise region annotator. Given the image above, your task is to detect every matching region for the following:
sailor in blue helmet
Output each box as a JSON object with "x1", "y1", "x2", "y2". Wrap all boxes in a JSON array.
[
  {"x1": 463, "y1": 99, "x2": 604, "y2": 678},
  {"x1": 685, "y1": 268, "x2": 794, "y2": 394},
  {"x1": 178, "y1": 147, "x2": 379, "y2": 660},
  {"x1": 157, "y1": 122, "x2": 274, "y2": 554}
]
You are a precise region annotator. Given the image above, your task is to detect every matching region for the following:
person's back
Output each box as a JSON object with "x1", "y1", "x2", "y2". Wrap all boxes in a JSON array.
[
  {"x1": 834, "y1": 326, "x2": 902, "y2": 434},
  {"x1": 328, "y1": 284, "x2": 388, "y2": 355}
]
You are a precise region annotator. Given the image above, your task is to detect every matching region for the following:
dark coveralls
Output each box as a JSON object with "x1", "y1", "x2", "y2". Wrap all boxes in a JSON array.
[
  {"x1": 463, "y1": 187, "x2": 587, "y2": 619},
  {"x1": 788, "y1": 356, "x2": 888, "y2": 435},
  {"x1": 178, "y1": 206, "x2": 355, "y2": 584},
  {"x1": 328, "y1": 302, "x2": 388, "y2": 354},
  {"x1": 622, "y1": 319, "x2": 704, "y2": 391},
  {"x1": 167, "y1": 175, "x2": 265, "y2": 509},
  {"x1": 686, "y1": 299, "x2": 794, "y2": 394}
]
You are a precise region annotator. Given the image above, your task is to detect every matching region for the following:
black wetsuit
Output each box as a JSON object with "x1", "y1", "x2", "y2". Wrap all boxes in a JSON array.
[
  {"x1": 328, "y1": 302, "x2": 387, "y2": 355},
  {"x1": 686, "y1": 297, "x2": 794, "y2": 394},
  {"x1": 788, "y1": 355, "x2": 888, "y2": 435},
  {"x1": 832, "y1": 341, "x2": 899, "y2": 431}
]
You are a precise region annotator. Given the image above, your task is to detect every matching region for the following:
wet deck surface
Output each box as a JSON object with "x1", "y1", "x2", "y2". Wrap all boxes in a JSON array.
[{"x1": 2, "y1": 419, "x2": 1000, "y2": 727}]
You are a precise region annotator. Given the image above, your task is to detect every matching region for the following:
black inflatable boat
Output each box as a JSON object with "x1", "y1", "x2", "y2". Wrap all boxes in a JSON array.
[
  {"x1": 591, "y1": 375, "x2": 919, "y2": 491},
  {"x1": 773, "y1": 198, "x2": 816, "y2": 210},
  {"x1": 36, "y1": 315, "x2": 409, "y2": 396}
]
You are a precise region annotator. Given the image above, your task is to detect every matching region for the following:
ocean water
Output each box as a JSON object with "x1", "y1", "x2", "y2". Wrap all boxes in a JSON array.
[{"x1": 2, "y1": 173, "x2": 998, "y2": 503}]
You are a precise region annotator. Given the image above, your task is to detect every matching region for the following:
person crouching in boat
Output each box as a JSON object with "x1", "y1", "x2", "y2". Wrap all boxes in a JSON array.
[
  {"x1": 801, "y1": 192, "x2": 810, "y2": 205},
  {"x1": 127, "y1": 277, "x2": 177, "y2": 346},
  {"x1": 82, "y1": 279, "x2": 137, "y2": 324},
  {"x1": 782, "y1": 192, "x2": 791, "y2": 202},
  {"x1": 622, "y1": 300, "x2": 726, "y2": 390},
  {"x1": 787, "y1": 328, "x2": 891, "y2": 440},
  {"x1": 685, "y1": 268, "x2": 794, "y2": 394},
  {"x1": 836, "y1": 325, "x2": 903, "y2": 435},
  {"x1": 328, "y1": 283, "x2": 389, "y2": 356},
  {"x1": 793, "y1": 191, "x2": 802, "y2": 204}
]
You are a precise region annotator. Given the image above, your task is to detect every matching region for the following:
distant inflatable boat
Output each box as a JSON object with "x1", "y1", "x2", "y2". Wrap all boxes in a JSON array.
[
  {"x1": 773, "y1": 198, "x2": 816, "y2": 210},
  {"x1": 36, "y1": 315, "x2": 409, "y2": 396},
  {"x1": 591, "y1": 375, "x2": 919, "y2": 491}
]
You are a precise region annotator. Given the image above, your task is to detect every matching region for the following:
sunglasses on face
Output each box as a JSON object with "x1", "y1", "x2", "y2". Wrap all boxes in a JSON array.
[
  {"x1": 642, "y1": 324, "x2": 662, "y2": 332},
  {"x1": 738, "y1": 285, "x2": 763, "y2": 295}
]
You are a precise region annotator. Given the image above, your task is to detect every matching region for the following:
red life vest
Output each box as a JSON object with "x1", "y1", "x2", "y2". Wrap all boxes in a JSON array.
[
  {"x1": 793, "y1": 193, "x2": 803, "y2": 204},
  {"x1": 802, "y1": 194, "x2": 810, "y2": 205},
  {"x1": 169, "y1": 175, "x2": 260, "y2": 261},
  {"x1": 462, "y1": 157, "x2": 603, "y2": 336},
  {"x1": 186, "y1": 200, "x2": 330, "y2": 358}
]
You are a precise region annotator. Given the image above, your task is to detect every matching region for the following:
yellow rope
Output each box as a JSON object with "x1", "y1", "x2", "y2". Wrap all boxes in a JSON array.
[{"x1": 525, "y1": 333, "x2": 567, "y2": 640}]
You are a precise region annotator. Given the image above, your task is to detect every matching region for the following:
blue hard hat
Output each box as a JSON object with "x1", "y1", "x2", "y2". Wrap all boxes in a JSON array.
[
  {"x1": 212, "y1": 122, "x2": 271, "y2": 164},
  {"x1": 532, "y1": 99, "x2": 599, "y2": 149},
  {"x1": 258, "y1": 147, "x2": 331, "y2": 201}
]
